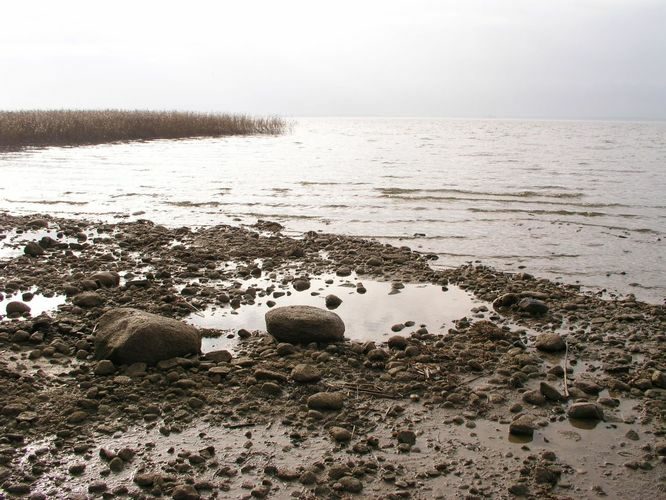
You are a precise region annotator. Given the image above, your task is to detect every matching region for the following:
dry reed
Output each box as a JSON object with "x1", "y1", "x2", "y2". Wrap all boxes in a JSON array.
[{"x1": 0, "y1": 110, "x2": 287, "y2": 148}]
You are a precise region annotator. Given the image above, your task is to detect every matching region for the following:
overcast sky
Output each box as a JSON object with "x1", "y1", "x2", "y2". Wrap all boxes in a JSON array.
[{"x1": 1, "y1": 0, "x2": 665, "y2": 120}]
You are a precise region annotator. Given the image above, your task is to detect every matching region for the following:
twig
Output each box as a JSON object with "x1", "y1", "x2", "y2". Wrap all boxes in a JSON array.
[
  {"x1": 178, "y1": 297, "x2": 205, "y2": 317},
  {"x1": 563, "y1": 339, "x2": 570, "y2": 397},
  {"x1": 224, "y1": 421, "x2": 255, "y2": 429},
  {"x1": 324, "y1": 382, "x2": 403, "y2": 399},
  {"x1": 459, "y1": 374, "x2": 484, "y2": 386}
]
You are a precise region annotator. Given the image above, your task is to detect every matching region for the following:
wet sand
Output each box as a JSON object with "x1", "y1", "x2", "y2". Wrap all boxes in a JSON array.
[{"x1": 0, "y1": 212, "x2": 664, "y2": 499}]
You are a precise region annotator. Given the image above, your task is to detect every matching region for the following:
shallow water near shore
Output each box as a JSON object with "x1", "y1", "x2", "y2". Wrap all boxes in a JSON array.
[
  {"x1": 188, "y1": 276, "x2": 478, "y2": 352},
  {"x1": 1, "y1": 118, "x2": 665, "y2": 303}
]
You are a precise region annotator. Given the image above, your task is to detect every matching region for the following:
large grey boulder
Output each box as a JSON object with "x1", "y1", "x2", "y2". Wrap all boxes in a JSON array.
[
  {"x1": 94, "y1": 308, "x2": 201, "y2": 365},
  {"x1": 265, "y1": 305, "x2": 345, "y2": 343}
]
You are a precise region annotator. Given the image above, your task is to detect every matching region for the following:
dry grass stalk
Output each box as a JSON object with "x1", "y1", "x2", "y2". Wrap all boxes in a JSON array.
[{"x1": 0, "y1": 109, "x2": 287, "y2": 148}]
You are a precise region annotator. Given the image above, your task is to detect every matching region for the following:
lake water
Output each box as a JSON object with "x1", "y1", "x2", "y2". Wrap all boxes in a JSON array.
[{"x1": 1, "y1": 118, "x2": 664, "y2": 303}]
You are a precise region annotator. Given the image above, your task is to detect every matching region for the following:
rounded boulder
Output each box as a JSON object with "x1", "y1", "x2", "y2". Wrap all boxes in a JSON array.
[
  {"x1": 94, "y1": 308, "x2": 201, "y2": 365},
  {"x1": 265, "y1": 305, "x2": 345, "y2": 343}
]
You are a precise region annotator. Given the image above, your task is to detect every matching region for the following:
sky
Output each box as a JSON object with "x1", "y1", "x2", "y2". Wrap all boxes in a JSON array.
[{"x1": 1, "y1": 0, "x2": 665, "y2": 120}]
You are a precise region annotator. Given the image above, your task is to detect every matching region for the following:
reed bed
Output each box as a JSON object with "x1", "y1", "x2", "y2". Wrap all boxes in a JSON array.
[{"x1": 0, "y1": 110, "x2": 287, "y2": 148}]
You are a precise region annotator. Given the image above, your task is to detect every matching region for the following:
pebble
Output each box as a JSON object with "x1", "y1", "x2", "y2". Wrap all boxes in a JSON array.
[
  {"x1": 567, "y1": 402, "x2": 604, "y2": 420},
  {"x1": 535, "y1": 333, "x2": 566, "y2": 353},
  {"x1": 291, "y1": 364, "x2": 322, "y2": 383},
  {"x1": 329, "y1": 426, "x2": 352, "y2": 442},
  {"x1": 307, "y1": 392, "x2": 344, "y2": 411}
]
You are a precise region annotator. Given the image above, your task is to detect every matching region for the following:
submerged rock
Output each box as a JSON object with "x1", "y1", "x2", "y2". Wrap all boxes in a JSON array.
[
  {"x1": 567, "y1": 402, "x2": 604, "y2": 420},
  {"x1": 265, "y1": 305, "x2": 345, "y2": 343},
  {"x1": 94, "y1": 308, "x2": 201, "y2": 365},
  {"x1": 509, "y1": 414, "x2": 537, "y2": 437}
]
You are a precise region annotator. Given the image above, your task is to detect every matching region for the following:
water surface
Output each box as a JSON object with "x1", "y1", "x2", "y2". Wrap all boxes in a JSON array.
[{"x1": 1, "y1": 118, "x2": 664, "y2": 302}]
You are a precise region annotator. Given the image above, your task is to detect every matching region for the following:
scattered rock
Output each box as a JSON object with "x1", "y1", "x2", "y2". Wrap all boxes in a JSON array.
[
  {"x1": 329, "y1": 426, "x2": 352, "y2": 442},
  {"x1": 6, "y1": 301, "x2": 30, "y2": 315},
  {"x1": 509, "y1": 414, "x2": 537, "y2": 437},
  {"x1": 291, "y1": 364, "x2": 322, "y2": 383},
  {"x1": 535, "y1": 333, "x2": 566, "y2": 353},
  {"x1": 265, "y1": 305, "x2": 345, "y2": 343},
  {"x1": 24, "y1": 241, "x2": 45, "y2": 257},
  {"x1": 72, "y1": 291, "x2": 104, "y2": 308},
  {"x1": 94, "y1": 360, "x2": 116, "y2": 376},
  {"x1": 325, "y1": 294, "x2": 342, "y2": 309},
  {"x1": 94, "y1": 308, "x2": 201, "y2": 364},
  {"x1": 517, "y1": 297, "x2": 549, "y2": 315},
  {"x1": 567, "y1": 402, "x2": 604, "y2": 420},
  {"x1": 307, "y1": 392, "x2": 344, "y2": 411}
]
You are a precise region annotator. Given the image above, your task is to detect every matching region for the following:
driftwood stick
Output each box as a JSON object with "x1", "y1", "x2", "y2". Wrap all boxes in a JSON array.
[{"x1": 563, "y1": 339, "x2": 570, "y2": 397}]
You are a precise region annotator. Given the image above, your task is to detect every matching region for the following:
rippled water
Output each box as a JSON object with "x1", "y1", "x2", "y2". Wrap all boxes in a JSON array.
[{"x1": 1, "y1": 118, "x2": 664, "y2": 302}]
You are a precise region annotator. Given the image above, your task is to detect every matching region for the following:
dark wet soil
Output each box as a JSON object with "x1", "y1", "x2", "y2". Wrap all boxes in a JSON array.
[{"x1": 0, "y1": 212, "x2": 664, "y2": 499}]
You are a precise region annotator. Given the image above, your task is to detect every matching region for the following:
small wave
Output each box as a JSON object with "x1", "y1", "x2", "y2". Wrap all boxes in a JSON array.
[
  {"x1": 5, "y1": 199, "x2": 88, "y2": 205},
  {"x1": 379, "y1": 194, "x2": 629, "y2": 209},
  {"x1": 164, "y1": 201, "x2": 222, "y2": 208},
  {"x1": 299, "y1": 181, "x2": 369, "y2": 186},
  {"x1": 466, "y1": 207, "x2": 639, "y2": 218},
  {"x1": 111, "y1": 192, "x2": 159, "y2": 198},
  {"x1": 375, "y1": 187, "x2": 584, "y2": 199}
]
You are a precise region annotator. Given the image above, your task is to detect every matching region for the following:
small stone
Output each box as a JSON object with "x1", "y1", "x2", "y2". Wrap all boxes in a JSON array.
[
  {"x1": 24, "y1": 241, "x2": 45, "y2": 257},
  {"x1": 88, "y1": 482, "x2": 108, "y2": 494},
  {"x1": 172, "y1": 484, "x2": 200, "y2": 500},
  {"x1": 367, "y1": 348, "x2": 388, "y2": 361},
  {"x1": 291, "y1": 364, "x2": 322, "y2": 383},
  {"x1": 94, "y1": 360, "x2": 116, "y2": 376},
  {"x1": 293, "y1": 278, "x2": 311, "y2": 291},
  {"x1": 261, "y1": 382, "x2": 282, "y2": 395},
  {"x1": 509, "y1": 414, "x2": 537, "y2": 437},
  {"x1": 540, "y1": 382, "x2": 565, "y2": 401},
  {"x1": 133, "y1": 473, "x2": 155, "y2": 487},
  {"x1": 397, "y1": 430, "x2": 416, "y2": 445},
  {"x1": 68, "y1": 463, "x2": 86, "y2": 475},
  {"x1": 567, "y1": 402, "x2": 604, "y2": 420},
  {"x1": 329, "y1": 426, "x2": 352, "y2": 442},
  {"x1": 518, "y1": 298, "x2": 548, "y2": 315},
  {"x1": 204, "y1": 350, "x2": 232, "y2": 363},
  {"x1": 535, "y1": 333, "x2": 565, "y2": 353},
  {"x1": 325, "y1": 294, "x2": 342, "y2": 309},
  {"x1": 276, "y1": 343, "x2": 297, "y2": 356},
  {"x1": 625, "y1": 430, "x2": 639, "y2": 441},
  {"x1": 6, "y1": 301, "x2": 31, "y2": 315},
  {"x1": 388, "y1": 335, "x2": 408, "y2": 349},
  {"x1": 67, "y1": 411, "x2": 88, "y2": 424},
  {"x1": 522, "y1": 390, "x2": 546, "y2": 406},
  {"x1": 109, "y1": 457, "x2": 124, "y2": 472},
  {"x1": 307, "y1": 392, "x2": 344, "y2": 411},
  {"x1": 336, "y1": 267, "x2": 352, "y2": 277},
  {"x1": 337, "y1": 476, "x2": 363, "y2": 493},
  {"x1": 73, "y1": 291, "x2": 104, "y2": 308}
]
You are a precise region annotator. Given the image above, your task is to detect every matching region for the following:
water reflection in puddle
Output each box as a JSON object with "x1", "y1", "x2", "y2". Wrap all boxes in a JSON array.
[
  {"x1": 186, "y1": 276, "x2": 480, "y2": 352},
  {"x1": 0, "y1": 290, "x2": 67, "y2": 319}
]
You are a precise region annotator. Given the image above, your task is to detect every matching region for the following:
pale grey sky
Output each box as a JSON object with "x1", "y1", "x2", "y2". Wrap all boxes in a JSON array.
[{"x1": 1, "y1": 0, "x2": 665, "y2": 119}]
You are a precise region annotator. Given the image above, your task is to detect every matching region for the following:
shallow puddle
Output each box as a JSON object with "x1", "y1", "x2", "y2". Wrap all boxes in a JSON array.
[
  {"x1": 186, "y1": 276, "x2": 480, "y2": 352},
  {"x1": 0, "y1": 290, "x2": 67, "y2": 319}
]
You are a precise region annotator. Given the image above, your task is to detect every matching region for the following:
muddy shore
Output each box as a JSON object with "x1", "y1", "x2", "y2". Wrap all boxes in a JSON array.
[{"x1": 0, "y1": 212, "x2": 664, "y2": 499}]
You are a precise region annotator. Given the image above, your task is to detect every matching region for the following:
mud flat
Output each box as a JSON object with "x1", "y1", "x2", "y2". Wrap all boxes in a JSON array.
[{"x1": 0, "y1": 212, "x2": 664, "y2": 499}]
